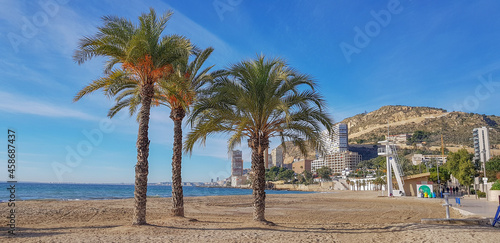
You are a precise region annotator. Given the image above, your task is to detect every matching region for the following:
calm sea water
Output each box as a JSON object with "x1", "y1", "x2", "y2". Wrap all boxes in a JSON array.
[{"x1": 0, "y1": 182, "x2": 311, "y2": 201}]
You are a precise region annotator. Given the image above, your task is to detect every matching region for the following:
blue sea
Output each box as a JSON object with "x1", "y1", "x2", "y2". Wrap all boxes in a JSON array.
[{"x1": 0, "y1": 182, "x2": 311, "y2": 201}]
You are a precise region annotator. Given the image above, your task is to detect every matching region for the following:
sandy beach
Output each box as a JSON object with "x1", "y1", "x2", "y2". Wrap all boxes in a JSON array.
[{"x1": 1, "y1": 191, "x2": 498, "y2": 242}]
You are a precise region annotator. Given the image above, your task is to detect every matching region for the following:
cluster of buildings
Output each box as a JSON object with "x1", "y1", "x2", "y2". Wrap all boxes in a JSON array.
[
  {"x1": 266, "y1": 123, "x2": 363, "y2": 177},
  {"x1": 217, "y1": 125, "x2": 496, "y2": 193},
  {"x1": 226, "y1": 123, "x2": 363, "y2": 186},
  {"x1": 410, "y1": 126, "x2": 492, "y2": 167},
  {"x1": 311, "y1": 123, "x2": 362, "y2": 175}
]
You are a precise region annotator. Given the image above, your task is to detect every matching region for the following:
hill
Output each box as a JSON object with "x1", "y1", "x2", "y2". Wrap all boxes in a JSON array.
[
  {"x1": 342, "y1": 105, "x2": 500, "y2": 146},
  {"x1": 277, "y1": 141, "x2": 316, "y2": 165}
]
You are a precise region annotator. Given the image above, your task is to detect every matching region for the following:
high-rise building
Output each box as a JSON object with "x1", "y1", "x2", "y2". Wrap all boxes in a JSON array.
[
  {"x1": 473, "y1": 127, "x2": 491, "y2": 163},
  {"x1": 271, "y1": 147, "x2": 283, "y2": 167},
  {"x1": 320, "y1": 123, "x2": 348, "y2": 154},
  {"x1": 231, "y1": 150, "x2": 243, "y2": 176},
  {"x1": 311, "y1": 151, "x2": 362, "y2": 174},
  {"x1": 313, "y1": 123, "x2": 361, "y2": 174},
  {"x1": 333, "y1": 123, "x2": 348, "y2": 152}
]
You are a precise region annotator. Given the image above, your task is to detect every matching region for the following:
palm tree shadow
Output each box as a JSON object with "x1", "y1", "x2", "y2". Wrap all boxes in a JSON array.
[
  {"x1": 0, "y1": 225, "x2": 117, "y2": 239},
  {"x1": 146, "y1": 221, "x2": 497, "y2": 234}
]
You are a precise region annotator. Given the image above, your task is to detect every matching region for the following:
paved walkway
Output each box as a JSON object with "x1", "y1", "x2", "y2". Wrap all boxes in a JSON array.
[{"x1": 452, "y1": 196, "x2": 500, "y2": 218}]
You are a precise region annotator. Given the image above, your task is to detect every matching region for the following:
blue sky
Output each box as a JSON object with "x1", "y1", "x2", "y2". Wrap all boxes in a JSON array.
[{"x1": 1, "y1": 0, "x2": 500, "y2": 183}]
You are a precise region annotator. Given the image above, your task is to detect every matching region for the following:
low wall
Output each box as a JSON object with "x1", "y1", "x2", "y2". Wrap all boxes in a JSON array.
[
  {"x1": 488, "y1": 190, "x2": 500, "y2": 202},
  {"x1": 273, "y1": 182, "x2": 336, "y2": 192}
]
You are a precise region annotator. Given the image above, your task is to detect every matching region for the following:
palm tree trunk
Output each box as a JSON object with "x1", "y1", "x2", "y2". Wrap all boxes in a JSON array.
[
  {"x1": 132, "y1": 83, "x2": 154, "y2": 225},
  {"x1": 170, "y1": 107, "x2": 185, "y2": 217},
  {"x1": 249, "y1": 136, "x2": 270, "y2": 224}
]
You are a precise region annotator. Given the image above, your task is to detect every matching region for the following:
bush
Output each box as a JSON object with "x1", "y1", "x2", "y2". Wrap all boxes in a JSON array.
[
  {"x1": 477, "y1": 190, "x2": 486, "y2": 198},
  {"x1": 491, "y1": 180, "x2": 500, "y2": 190}
]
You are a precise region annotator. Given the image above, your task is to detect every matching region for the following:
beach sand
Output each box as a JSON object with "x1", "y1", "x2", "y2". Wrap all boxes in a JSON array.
[{"x1": 1, "y1": 191, "x2": 497, "y2": 242}]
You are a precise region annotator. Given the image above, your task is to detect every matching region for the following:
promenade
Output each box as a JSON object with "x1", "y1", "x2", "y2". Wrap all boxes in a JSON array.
[{"x1": 452, "y1": 195, "x2": 500, "y2": 219}]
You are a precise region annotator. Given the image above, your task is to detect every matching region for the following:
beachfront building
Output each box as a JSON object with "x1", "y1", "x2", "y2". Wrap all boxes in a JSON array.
[
  {"x1": 411, "y1": 154, "x2": 447, "y2": 166},
  {"x1": 292, "y1": 159, "x2": 312, "y2": 174},
  {"x1": 320, "y1": 123, "x2": 348, "y2": 154},
  {"x1": 311, "y1": 151, "x2": 362, "y2": 174},
  {"x1": 231, "y1": 150, "x2": 243, "y2": 187},
  {"x1": 271, "y1": 147, "x2": 283, "y2": 167},
  {"x1": 473, "y1": 127, "x2": 491, "y2": 163}
]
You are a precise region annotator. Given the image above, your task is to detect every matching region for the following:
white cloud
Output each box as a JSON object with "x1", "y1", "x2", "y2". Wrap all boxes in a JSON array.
[
  {"x1": 0, "y1": 91, "x2": 97, "y2": 120},
  {"x1": 0, "y1": 59, "x2": 69, "y2": 91}
]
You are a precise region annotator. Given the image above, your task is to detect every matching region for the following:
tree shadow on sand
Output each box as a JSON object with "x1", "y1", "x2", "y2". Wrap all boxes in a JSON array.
[
  {"x1": 0, "y1": 225, "x2": 117, "y2": 238},
  {"x1": 131, "y1": 220, "x2": 499, "y2": 235}
]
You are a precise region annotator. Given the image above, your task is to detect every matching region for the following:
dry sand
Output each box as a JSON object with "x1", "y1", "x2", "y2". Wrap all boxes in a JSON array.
[{"x1": 1, "y1": 191, "x2": 498, "y2": 242}]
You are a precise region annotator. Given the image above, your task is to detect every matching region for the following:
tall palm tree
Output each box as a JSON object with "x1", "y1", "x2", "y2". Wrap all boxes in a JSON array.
[
  {"x1": 73, "y1": 9, "x2": 192, "y2": 225},
  {"x1": 185, "y1": 55, "x2": 333, "y2": 224},
  {"x1": 105, "y1": 47, "x2": 215, "y2": 217},
  {"x1": 157, "y1": 47, "x2": 215, "y2": 216}
]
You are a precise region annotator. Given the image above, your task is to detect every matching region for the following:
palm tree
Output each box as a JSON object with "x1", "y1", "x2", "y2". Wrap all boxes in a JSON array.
[
  {"x1": 185, "y1": 55, "x2": 333, "y2": 224},
  {"x1": 106, "y1": 47, "x2": 215, "y2": 217},
  {"x1": 73, "y1": 9, "x2": 192, "y2": 225},
  {"x1": 157, "y1": 47, "x2": 215, "y2": 216}
]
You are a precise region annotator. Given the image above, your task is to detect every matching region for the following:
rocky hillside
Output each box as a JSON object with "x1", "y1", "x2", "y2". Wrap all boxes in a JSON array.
[
  {"x1": 342, "y1": 105, "x2": 500, "y2": 146},
  {"x1": 278, "y1": 141, "x2": 316, "y2": 165}
]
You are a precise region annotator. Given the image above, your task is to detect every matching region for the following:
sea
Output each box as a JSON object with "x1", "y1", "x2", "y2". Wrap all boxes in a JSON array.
[{"x1": 0, "y1": 182, "x2": 311, "y2": 201}]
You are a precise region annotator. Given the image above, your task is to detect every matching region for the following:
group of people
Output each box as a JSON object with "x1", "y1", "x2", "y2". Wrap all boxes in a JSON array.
[{"x1": 443, "y1": 186, "x2": 461, "y2": 195}]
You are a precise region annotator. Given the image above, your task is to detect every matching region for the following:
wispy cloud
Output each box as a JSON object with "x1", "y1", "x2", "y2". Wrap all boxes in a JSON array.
[
  {"x1": 0, "y1": 91, "x2": 97, "y2": 120},
  {"x1": 109, "y1": 0, "x2": 242, "y2": 67}
]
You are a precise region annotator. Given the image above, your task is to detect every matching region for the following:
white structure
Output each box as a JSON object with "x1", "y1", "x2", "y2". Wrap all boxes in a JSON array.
[
  {"x1": 271, "y1": 147, "x2": 283, "y2": 167},
  {"x1": 348, "y1": 178, "x2": 383, "y2": 191},
  {"x1": 231, "y1": 176, "x2": 246, "y2": 187},
  {"x1": 378, "y1": 140, "x2": 405, "y2": 196},
  {"x1": 473, "y1": 127, "x2": 491, "y2": 163},
  {"x1": 311, "y1": 151, "x2": 362, "y2": 174},
  {"x1": 412, "y1": 154, "x2": 447, "y2": 166},
  {"x1": 320, "y1": 123, "x2": 348, "y2": 154},
  {"x1": 387, "y1": 134, "x2": 411, "y2": 144}
]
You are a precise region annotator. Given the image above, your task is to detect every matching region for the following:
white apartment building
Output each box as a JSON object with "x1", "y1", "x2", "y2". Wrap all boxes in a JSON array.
[
  {"x1": 473, "y1": 127, "x2": 491, "y2": 163},
  {"x1": 311, "y1": 151, "x2": 362, "y2": 174}
]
